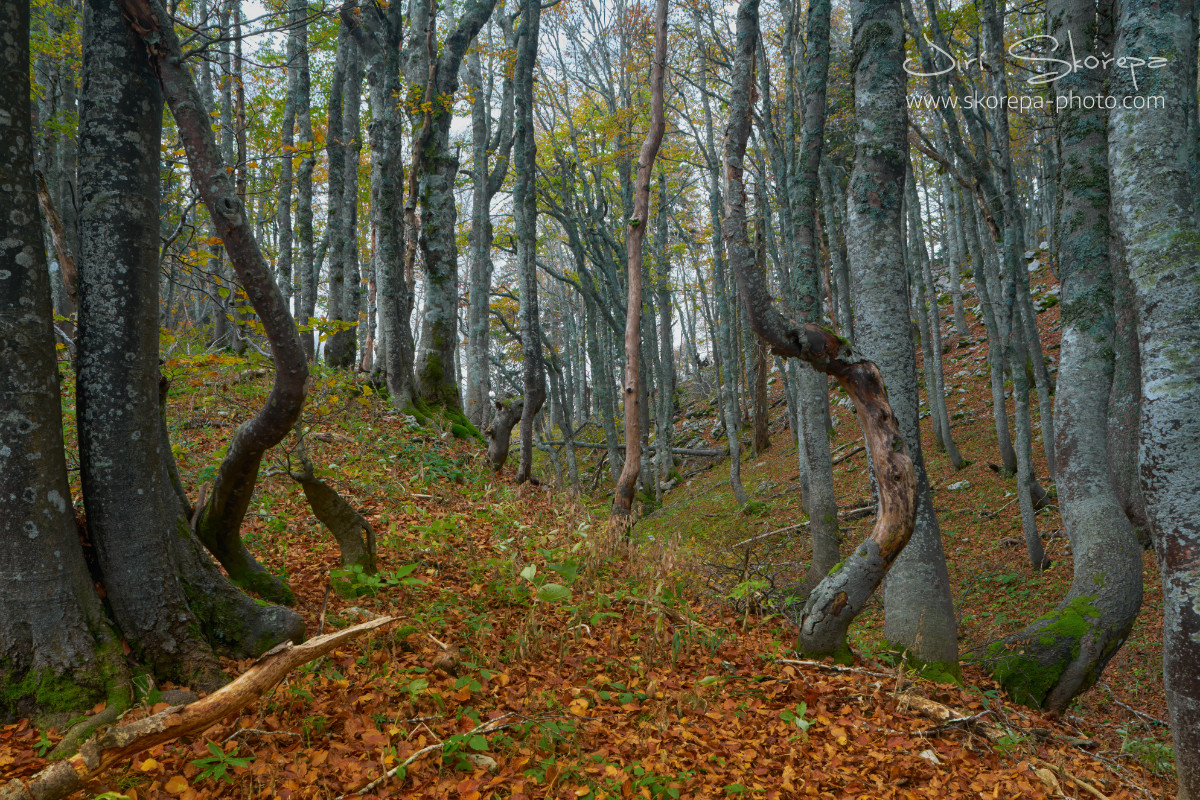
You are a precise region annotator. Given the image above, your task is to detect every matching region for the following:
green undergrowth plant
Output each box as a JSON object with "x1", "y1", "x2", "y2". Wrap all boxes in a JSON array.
[
  {"x1": 190, "y1": 741, "x2": 256, "y2": 784},
  {"x1": 1119, "y1": 727, "x2": 1175, "y2": 776},
  {"x1": 330, "y1": 563, "x2": 424, "y2": 599}
]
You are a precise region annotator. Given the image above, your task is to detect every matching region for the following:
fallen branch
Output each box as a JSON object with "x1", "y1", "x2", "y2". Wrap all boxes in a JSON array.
[
  {"x1": 539, "y1": 441, "x2": 726, "y2": 458},
  {"x1": 832, "y1": 445, "x2": 866, "y2": 466},
  {"x1": 1098, "y1": 684, "x2": 1169, "y2": 727},
  {"x1": 896, "y1": 691, "x2": 1010, "y2": 742},
  {"x1": 1033, "y1": 757, "x2": 1112, "y2": 800},
  {"x1": 619, "y1": 597, "x2": 711, "y2": 631},
  {"x1": 1, "y1": 617, "x2": 393, "y2": 800},
  {"x1": 778, "y1": 658, "x2": 897, "y2": 680},
  {"x1": 337, "y1": 713, "x2": 513, "y2": 799},
  {"x1": 729, "y1": 505, "x2": 876, "y2": 551}
]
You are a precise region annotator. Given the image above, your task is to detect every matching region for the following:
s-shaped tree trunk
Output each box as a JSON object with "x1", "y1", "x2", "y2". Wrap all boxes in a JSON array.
[
  {"x1": 117, "y1": 0, "x2": 310, "y2": 606},
  {"x1": 609, "y1": 0, "x2": 668, "y2": 528},
  {"x1": 724, "y1": 0, "x2": 919, "y2": 661}
]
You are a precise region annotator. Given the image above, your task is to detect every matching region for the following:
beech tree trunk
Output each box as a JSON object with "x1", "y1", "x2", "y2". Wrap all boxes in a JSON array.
[
  {"x1": 1109, "y1": 0, "x2": 1200, "y2": 793},
  {"x1": 464, "y1": 18, "x2": 515, "y2": 428},
  {"x1": 406, "y1": 0, "x2": 500, "y2": 409},
  {"x1": 724, "y1": 0, "x2": 921, "y2": 661},
  {"x1": 294, "y1": 0, "x2": 317, "y2": 361},
  {"x1": 76, "y1": 0, "x2": 226, "y2": 685},
  {"x1": 117, "y1": 0, "x2": 311, "y2": 606},
  {"x1": 347, "y1": 0, "x2": 417, "y2": 406},
  {"x1": 514, "y1": 0, "x2": 545, "y2": 485},
  {"x1": 987, "y1": 0, "x2": 1141, "y2": 711},
  {"x1": 610, "y1": 0, "x2": 667, "y2": 525},
  {"x1": 843, "y1": 0, "x2": 958, "y2": 672},
  {"x1": 698, "y1": 43, "x2": 749, "y2": 508},
  {"x1": 0, "y1": 0, "x2": 126, "y2": 717}
]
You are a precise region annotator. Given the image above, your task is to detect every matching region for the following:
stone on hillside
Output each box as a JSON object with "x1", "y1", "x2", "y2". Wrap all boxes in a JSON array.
[{"x1": 947, "y1": 480, "x2": 971, "y2": 491}]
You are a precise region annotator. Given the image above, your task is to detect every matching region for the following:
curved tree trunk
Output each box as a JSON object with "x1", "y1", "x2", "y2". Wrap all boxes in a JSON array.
[
  {"x1": 290, "y1": 444, "x2": 376, "y2": 573},
  {"x1": 839, "y1": 0, "x2": 960, "y2": 672},
  {"x1": 79, "y1": 0, "x2": 304, "y2": 679},
  {"x1": 0, "y1": 1, "x2": 126, "y2": 717},
  {"x1": 1109, "y1": 1, "x2": 1200, "y2": 795},
  {"x1": 724, "y1": 0, "x2": 920, "y2": 661},
  {"x1": 986, "y1": 0, "x2": 1141, "y2": 712},
  {"x1": 486, "y1": 398, "x2": 525, "y2": 473},
  {"x1": 609, "y1": 0, "x2": 667, "y2": 526},
  {"x1": 116, "y1": 0, "x2": 310, "y2": 606}
]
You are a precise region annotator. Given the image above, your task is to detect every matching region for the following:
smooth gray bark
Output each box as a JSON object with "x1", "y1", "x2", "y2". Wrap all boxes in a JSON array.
[
  {"x1": 77, "y1": 0, "x2": 223, "y2": 685},
  {"x1": 406, "y1": 0, "x2": 500, "y2": 408},
  {"x1": 844, "y1": 0, "x2": 958, "y2": 672},
  {"x1": 988, "y1": 0, "x2": 1140, "y2": 711},
  {"x1": 514, "y1": 0, "x2": 545, "y2": 484},
  {"x1": 1109, "y1": 0, "x2": 1200, "y2": 793}
]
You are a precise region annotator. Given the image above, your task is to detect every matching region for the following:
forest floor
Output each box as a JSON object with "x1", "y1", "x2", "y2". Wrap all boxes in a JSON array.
[{"x1": 0, "y1": 260, "x2": 1177, "y2": 799}]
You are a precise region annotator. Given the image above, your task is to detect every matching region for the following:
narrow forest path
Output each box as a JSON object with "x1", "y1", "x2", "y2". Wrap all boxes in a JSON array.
[{"x1": 0, "y1": 266, "x2": 1175, "y2": 797}]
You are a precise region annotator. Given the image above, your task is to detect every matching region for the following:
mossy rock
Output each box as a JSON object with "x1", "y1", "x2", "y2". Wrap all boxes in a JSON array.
[{"x1": 450, "y1": 423, "x2": 474, "y2": 440}]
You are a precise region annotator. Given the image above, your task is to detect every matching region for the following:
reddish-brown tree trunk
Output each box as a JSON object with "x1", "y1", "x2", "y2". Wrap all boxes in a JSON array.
[{"x1": 610, "y1": 0, "x2": 668, "y2": 530}]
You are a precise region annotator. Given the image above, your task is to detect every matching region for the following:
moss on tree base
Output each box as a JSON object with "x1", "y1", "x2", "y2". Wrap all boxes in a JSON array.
[{"x1": 985, "y1": 594, "x2": 1100, "y2": 708}]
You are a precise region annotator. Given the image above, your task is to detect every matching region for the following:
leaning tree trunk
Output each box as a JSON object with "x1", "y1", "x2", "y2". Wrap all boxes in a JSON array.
[
  {"x1": 985, "y1": 0, "x2": 1141, "y2": 711},
  {"x1": 1108, "y1": 1, "x2": 1200, "y2": 795},
  {"x1": 117, "y1": 0, "x2": 310, "y2": 606},
  {"x1": 0, "y1": 0, "x2": 127, "y2": 718},
  {"x1": 514, "y1": 0, "x2": 545, "y2": 485},
  {"x1": 609, "y1": 0, "x2": 667, "y2": 527},
  {"x1": 725, "y1": 0, "x2": 924, "y2": 663}
]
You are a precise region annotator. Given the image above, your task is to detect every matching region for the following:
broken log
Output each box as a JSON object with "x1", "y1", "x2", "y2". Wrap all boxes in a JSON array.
[{"x1": 1, "y1": 617, "x2": 393, "y2": 800}]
